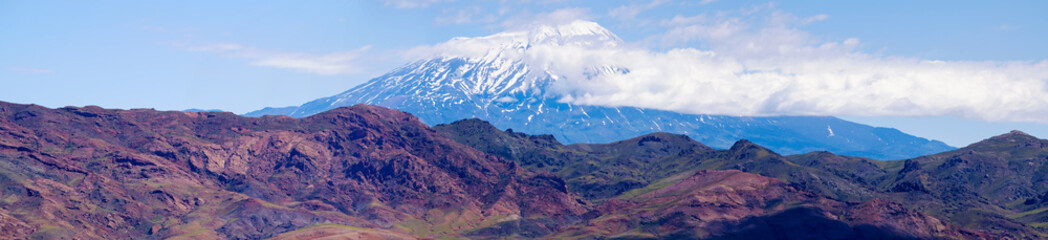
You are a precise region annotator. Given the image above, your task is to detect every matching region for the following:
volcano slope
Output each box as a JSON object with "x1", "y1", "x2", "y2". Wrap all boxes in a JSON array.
[
  {"x1": 435, "y1": 118, "x2": 1048, "y2": 239},
  {"x1": 246, "y1": 21, "x2": 953, "y2": 161}
]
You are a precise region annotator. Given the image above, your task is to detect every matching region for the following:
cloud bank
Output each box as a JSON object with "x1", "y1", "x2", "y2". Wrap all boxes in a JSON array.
[
  {"x1": 381, "y1": 0, "x2": 448, "y2": 9},
  {"x1": 189, "y1": 43, "x2": 372, "y2": 75},
  {"x1": 414, "y1": 6, "x2": 1048, "y2": 123},
  {"x1": 11, "y1": 67, "x2": 56, "y2": 74}
]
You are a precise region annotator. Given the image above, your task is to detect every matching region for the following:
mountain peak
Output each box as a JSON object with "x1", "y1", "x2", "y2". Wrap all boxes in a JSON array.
[
  {"x1": 526, "y1": 20, "x2": 621, "y2": 48},
  {"x1": 438, "y1": 20, "x2": 621, "y2": 55},
  {"x1": 729, "y1": 139, "x2": 757, "y2": 150},
  {"x1": 961, "y1": 129, "x2": 1045, "y2": 151},
  {"x1": 1007, "y1": 129, "x2": 1031, "y2": 136},
  {"x1": 254, "y1": 20, "x2": 956, "y2": 160},
  {"x1": 603, "y1": 132, "x2": 714, "y2": 152},
  {"x1": 984, "y1": 129, "x2": 1038, "y2": 142},
  {"x1": 727, "y1": 139, "x2": 781, "y2": 160}
]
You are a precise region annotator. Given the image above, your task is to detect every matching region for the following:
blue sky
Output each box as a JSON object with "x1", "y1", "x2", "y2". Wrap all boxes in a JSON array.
[{"x1": 2, "y1": 0, "x2": 1047, "y2": 147}]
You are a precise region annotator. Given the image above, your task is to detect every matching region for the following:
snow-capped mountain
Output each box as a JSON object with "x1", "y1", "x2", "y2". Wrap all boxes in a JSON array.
[{"x1": 247, "y1": 20, "x2": 953, "y2": 159}]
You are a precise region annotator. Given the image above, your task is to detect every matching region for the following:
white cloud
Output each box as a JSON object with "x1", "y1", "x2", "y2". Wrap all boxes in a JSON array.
[
  {"x1": 435, "y1": 6, "x2": 497, "y2": 25},
  {"x1": 381, "y1": 0, "x2": 449, "y2": 8},
  {"x1": 500, "y1": 8, "x2": 593, "y2": 30},
  {"x1": 532, "y1": 43, "x2": 1048, "y2": 122},
  {"x1": 660, "y1": 14, "x2": 708, "y2": 26},
  {"x1": 11, "y1": 67, "x2": 55, "y2": 74},
  {"x1": 996, "y1": 24, "x2": 1019, "y2": 31},
  {"x1": 802, "y1": 14, "x2": 830, "y2": 24},
  {"x1": 412, "y1": 6, "x2": 1048, "y2": 123},
  {"x1": 189, "y1": 43, "x2": 245, "y2": 52},
  {"x1": 608, "y1": 0, "x2": 668, "y2": 21},
  {"x1": 190, "y1": 43, "x2": 372, "y2": 75}
]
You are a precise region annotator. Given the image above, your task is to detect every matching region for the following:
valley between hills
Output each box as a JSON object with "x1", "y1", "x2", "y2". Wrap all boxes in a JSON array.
[{"x1": 0, "y1": 101, "x2": 1046, "y2": 239}]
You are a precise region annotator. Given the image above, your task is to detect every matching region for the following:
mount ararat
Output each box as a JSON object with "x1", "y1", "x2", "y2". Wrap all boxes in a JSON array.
[{"x1": 247, "y1": 21, "x2": 952, "y2": 160}]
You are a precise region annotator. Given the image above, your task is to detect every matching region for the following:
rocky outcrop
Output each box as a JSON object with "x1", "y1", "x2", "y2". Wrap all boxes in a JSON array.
[{"x1": 0, "y1": 101, "x2": 586, "y2": 239}]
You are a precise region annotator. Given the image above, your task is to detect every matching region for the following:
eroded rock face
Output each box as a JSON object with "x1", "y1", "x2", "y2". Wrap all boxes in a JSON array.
[{"x1": 0, "y1": 101, "x2": 587, "y2": 239}]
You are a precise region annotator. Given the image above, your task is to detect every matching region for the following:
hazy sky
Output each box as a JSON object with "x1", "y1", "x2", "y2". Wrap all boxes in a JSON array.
[{"x1": 2, "y1": 0, "x2": 1046, "y2": 146}]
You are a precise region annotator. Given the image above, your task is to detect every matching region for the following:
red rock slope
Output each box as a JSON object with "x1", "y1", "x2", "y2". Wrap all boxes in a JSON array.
[{"x1": 0, "y1": 102, "x2": 586, "y2": 239}]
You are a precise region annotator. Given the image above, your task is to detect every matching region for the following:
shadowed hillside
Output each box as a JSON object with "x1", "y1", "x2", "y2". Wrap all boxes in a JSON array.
[{"x1": 437, "y1": 118, "x2": 1048, "y2": 238}]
